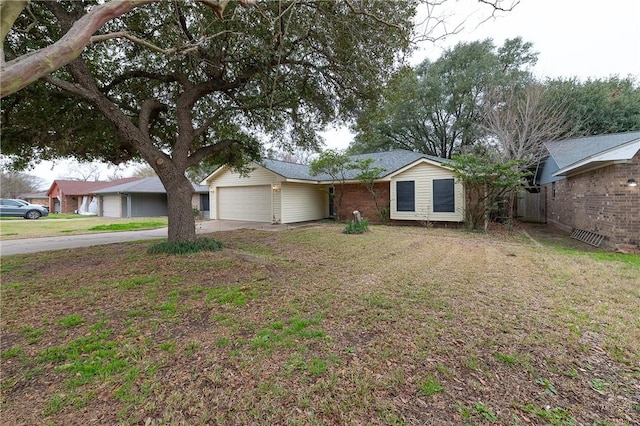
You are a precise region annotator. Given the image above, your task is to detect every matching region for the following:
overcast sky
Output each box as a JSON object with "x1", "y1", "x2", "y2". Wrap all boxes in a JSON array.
[
  {"x1": 29, "y1": 0, "x2": 640, "y2": 188},
  {"x1": 419, "y1": 0, "x2": 640, "y2": 80}
]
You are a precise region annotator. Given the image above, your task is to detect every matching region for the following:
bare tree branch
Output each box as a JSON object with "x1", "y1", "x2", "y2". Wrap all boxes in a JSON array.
[{"x1": 482, "y1": 84, "x2": 570, "y2": 169}]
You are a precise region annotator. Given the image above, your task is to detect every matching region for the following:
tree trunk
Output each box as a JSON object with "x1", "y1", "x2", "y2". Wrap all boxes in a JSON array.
[
  {"x1": 484, "y1": 183, "x2": 489, "y2": 232},
  {"x1": 507, "y1": 190, "x2": 516, "y2": 223},
  {"x1": 161, "y1": 172, "x2": 196, "y2": 243}
]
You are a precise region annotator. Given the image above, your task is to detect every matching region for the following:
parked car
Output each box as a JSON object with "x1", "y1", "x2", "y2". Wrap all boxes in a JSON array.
[
  {"x1": 10, "y1": 199, "x2": 49, "y2": 212},
  {"x1": 0, "y1": 198, "x2": 49, "y2": 219}
]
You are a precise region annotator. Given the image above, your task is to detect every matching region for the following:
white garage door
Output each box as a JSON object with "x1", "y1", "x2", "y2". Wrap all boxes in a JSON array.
[{"x1": 218, "y1": 186, "x2": 271, "y2": 222}]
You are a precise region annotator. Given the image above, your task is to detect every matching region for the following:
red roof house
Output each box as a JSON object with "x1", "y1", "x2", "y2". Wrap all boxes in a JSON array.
[{"x1": 47, "y1": 178, "x2": 141, "y2": 214}]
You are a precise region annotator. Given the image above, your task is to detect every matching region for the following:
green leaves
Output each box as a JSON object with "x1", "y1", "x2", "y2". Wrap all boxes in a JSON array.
[
  {"x1": 352, "y1": 38, "x2": 539, "y2": 158},
  {"x1": 3, "y1": 0, "x2": 418, "y2": 169},
  {"x1": 450, "y1": 154, "x2": 529, "y2": 230},
  {"x1": 309, "y1": 149, "x2": 352, "y2": 180},
  {"x1": 544, "y1": 76, "x2": 640, "y2": 135}
]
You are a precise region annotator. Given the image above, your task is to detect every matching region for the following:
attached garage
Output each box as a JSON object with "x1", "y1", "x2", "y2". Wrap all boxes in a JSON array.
[
  {"x1": 94, "y1": 177, "x2": 206, "y2": 218},
  {"x1": 218, "y1": 185, "x2": 272, "y2": 222},
  {"x1": 202, "y1": 160, "x2": 329, "y2": 224}
]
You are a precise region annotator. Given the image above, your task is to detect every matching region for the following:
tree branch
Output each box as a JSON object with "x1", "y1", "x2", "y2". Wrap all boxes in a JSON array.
[
  {"x1": 0, "y1": 0, "x2": 255, "y2": 98},
  {"x1": 1, "y1": 0, "x2": 156, "y2": 98},
  {"x1": 0, "y1": 0, "x2": 29, "y2": 63},
  {"x1": 101, "y1": 70, "x2": 187, "y2": 93},
  {"x1": 89, "y1": 30, "x2": 242, "y2": 55},
  {"x1": 42, "y1": 75, "x2": 94, "y2": 99},
  {"x1": 139, "y1": 99, "x2": 168, "y2": 140},
  {"x1": 187, "y1": 138, "x2": 239, "y2": 167}
]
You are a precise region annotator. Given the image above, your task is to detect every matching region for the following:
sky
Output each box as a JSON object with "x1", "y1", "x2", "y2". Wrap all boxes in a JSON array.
[{"x1": 25, "y1": 0, "x2": 640, "y2": 189}]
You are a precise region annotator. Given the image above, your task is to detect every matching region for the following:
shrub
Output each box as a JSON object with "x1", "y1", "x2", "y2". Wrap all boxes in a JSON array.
[
  {"x1": 343, "y1": 219, "x2": 369, "y2": 234},
  {"x1": 147, "y1": 237, "x2": 224, "y2": 255}
]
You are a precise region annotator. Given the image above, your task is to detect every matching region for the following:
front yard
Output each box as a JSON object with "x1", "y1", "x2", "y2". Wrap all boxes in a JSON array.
[
  {"x1": 0, "y1": 216, "x2": 168, "y2": 240},
  {"x1": 1, "y1": 224, "x2": 638, "y2": 425}
]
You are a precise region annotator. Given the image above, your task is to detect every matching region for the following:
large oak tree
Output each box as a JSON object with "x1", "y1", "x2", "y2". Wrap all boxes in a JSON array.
[{"x1": 1, "y1": 0, "x2": 419, "y2": 242}]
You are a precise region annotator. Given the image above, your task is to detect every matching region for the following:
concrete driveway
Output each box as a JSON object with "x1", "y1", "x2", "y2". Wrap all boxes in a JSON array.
[{"x1": 0, "y1": 220, "x2": 302, "y2": 256}]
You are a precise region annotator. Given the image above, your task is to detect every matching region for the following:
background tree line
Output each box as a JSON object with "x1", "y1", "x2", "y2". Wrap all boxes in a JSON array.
[{"x1": 349, "y1": 37, "x2": 640, "y2": 160}]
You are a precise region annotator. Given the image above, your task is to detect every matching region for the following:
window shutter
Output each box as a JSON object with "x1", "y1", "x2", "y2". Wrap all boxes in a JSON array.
[
  {"x1": 396, "y1": 181, "x2": 415, "y2": 212},
  {"x1": 433, "y1": 179, "x2": 455, "y2": 212}
]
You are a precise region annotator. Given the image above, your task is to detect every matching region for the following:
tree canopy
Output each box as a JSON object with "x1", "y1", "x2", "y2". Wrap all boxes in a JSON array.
[
  {"x1": 349, "y1": 37, "x2": 539, "y2": 158},
  {"x1": 1, "y1": 0, "x2": 419, "y2": 242},
  {"x1": 543, "y1": 76, "x2": 640, "y2": 136}
]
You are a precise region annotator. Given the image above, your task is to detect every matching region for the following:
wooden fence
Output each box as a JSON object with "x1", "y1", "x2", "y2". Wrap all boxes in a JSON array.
[{"x1": 516, "y1": 189, "x2": 546, "y2": 223}]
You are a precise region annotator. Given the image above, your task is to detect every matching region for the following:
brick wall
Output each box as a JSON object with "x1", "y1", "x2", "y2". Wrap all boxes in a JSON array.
[
  {"x1": 544, "y1": 152, "x2": 640, "y2": 248},
  {"x1": 335, "y1": 182, "x2": 390, "y2": 223},
  {"x1": 62, "y1": 196, "x2": 79, "y2": 214}
]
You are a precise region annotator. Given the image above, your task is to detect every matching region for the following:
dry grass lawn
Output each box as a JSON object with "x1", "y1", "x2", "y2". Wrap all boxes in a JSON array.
[
  {"x1": 1, "y1": 224, "x2": 639, "y2": 425},
  {"x1": 0, "y1": 217, "x2": 168, "y2": 240}
]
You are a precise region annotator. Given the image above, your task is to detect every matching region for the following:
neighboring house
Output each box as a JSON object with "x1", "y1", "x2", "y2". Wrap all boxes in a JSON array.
[
  {"x1": 47, "y1": 178, "x2": 141, "y2": 214},
  {"x1": 19, "y1": 192, "x2": 50, "y2": 208},
  {"x1": 536, "y1": 131, "x2": 640, "y2": 249},
  {"x1": 93, "y1": 176, "x2": 210, "y2": 218},
  {"x1": 200, "y1": 150, "x2": 465, "y2": 225},
  {"x1": 193, "y1": 183, "x2": 211, "y2": 219}
]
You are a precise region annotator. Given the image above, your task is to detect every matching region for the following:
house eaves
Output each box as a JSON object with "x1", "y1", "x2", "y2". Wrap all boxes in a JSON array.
[
  {"x1": 545, "y1": 131, "x2": 640, "y2": 169},
  {"x1": 552, "y1": 139, "x2": 640, "y2": 177}
]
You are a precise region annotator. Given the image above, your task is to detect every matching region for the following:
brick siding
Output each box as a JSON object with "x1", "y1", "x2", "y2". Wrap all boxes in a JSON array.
[
  {"x1": 334, "y1": 182, "x2": 463, "y2": 229},
  {"x1": 543, "y1": 152, "x2": 640, "y2": 248},
  {"x1": 335, "y1": 182, "x2": 390, "y2": 223}
]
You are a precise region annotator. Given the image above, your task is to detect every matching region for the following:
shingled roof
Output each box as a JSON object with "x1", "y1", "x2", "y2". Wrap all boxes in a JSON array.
[
  {"x1": 93, "y1": 177, "x2": 209, "y2": 194},
  {"x1": 259, "y1": 150, "x2": 450, "y2": 182},
  {"x1": 545, "y1": 131, "x2": 640, "y2": 169},
  {"x1": 545, "y1": 131, "x2": 640, "y2": 177},
  {"x1": 47, "y1": 177, "x2": 141, "y2": 196}
]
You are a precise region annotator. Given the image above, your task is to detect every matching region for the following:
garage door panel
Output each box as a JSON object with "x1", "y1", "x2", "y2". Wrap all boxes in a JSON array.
[{"x1": 218, "y1": 186, "x2": 271, "y2": 222}]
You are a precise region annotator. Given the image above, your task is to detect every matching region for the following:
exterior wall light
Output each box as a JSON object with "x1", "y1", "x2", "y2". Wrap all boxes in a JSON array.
[
  {"x1": 627, "y1": 178, "x2": 638, "y2": 187},
  {"x1": 272, "y1": 183, "x2": 281, "y2": 191}
]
